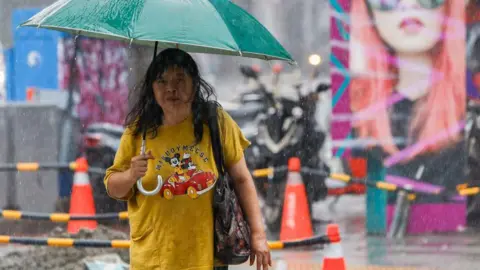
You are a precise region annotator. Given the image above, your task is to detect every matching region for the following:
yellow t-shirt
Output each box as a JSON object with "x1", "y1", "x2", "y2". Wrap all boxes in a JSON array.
[{"x1": 104, "y1": 108, "x2": 250, "y2": 270}]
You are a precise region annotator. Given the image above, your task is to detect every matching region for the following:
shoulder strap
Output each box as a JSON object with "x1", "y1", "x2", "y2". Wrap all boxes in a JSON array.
[{"x1": 206, "y1": 102, "x2": 225, "y2": 177}]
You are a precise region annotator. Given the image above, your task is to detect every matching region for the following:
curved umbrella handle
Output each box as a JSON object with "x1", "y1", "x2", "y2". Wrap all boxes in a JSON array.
[
  {"x1": 136, "y1": 139, "x2": 162, "y2": 196},
  {"x1": 137, "y1": 177, "x2": 162, "y2": 196}
]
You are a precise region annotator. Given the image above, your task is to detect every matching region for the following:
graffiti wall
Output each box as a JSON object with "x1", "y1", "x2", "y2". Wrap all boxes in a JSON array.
[
  {"x1": 329, "y1": 0, "x2": 352, "y2": 159},
  {"x1": 58, "y1": 37, "x2": 130, "y2": 129},
  {"x1": 347, "y1": 0, "x2": 467, "y2": 233}
]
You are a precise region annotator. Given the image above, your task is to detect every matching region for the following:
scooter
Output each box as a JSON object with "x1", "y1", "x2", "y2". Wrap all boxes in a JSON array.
[
  {"x1": 221, "y1": 65, "x2": 269, "y2": 141},
  {"x1": 466, "y1": 100, "x2": 480, "y2": 227},
  {"x1": 83, "y1": 122, "x2": 127, "y2": 215},
  {"x1": 466, "y1": 20, "x2": 480, "y2": 227},
  {"x1": 238, "y1": 65, "x2": 330, "y2": 232}
]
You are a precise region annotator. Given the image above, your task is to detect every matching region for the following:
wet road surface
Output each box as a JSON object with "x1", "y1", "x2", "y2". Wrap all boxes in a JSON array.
[
  {"x1": 230, "y1": 195, "x2": 480, "y2": 270},
  {"x1": 1, "y1": 195, "x2": 480, "y2": 269}
]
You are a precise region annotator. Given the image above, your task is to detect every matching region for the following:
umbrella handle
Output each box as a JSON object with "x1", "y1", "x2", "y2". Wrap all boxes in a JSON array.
[{"x1": 136, "y1": 139, "x2": 162, "y2": 196}]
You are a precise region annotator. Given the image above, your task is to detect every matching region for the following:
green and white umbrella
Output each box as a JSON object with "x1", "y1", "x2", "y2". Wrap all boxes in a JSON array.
[{"x1": 20, "y1": 0, "x2": 295, "y2": 63}]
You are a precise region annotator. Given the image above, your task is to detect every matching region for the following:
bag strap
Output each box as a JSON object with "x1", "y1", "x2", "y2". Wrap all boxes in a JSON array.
[{"x1": 206, "y1": 102, "x2": 226, "y2": 178}]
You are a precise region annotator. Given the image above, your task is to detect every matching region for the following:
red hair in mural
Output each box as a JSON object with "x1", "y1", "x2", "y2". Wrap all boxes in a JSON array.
[{"x1": 350, "y1": 0, "x2": 466, "y2": 158}]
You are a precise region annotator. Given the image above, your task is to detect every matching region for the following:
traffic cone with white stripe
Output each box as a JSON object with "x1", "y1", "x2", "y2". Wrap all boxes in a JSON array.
[
  {"x1": 279, "y1": 157, "x2": 313, "y2": 241},
  {"x1": 67, "y1": 157, "x2": 97, "y2": 234},
  {"x1": 322, "y1": 224, "x2": 346, "y2": 270}
]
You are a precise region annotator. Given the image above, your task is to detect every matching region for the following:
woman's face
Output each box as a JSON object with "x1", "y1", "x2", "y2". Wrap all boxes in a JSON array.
[
  {"x1": 368, "y1": 0, "x2": 446, "y2": 54},
  {"x1": 153, "y1": 66, "x2": 195, "y2": 114}
]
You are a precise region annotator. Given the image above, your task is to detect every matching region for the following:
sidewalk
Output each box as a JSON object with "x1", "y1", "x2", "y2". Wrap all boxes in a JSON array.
[{"x1": 232, "y1": 195, "x2": 480, "y2": 270}]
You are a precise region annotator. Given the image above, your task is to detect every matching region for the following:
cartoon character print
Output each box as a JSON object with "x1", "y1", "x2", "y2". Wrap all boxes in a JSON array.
[
  {"x1": 181, "y1": 153, "x2": 198, "y2": 178},
  {"x1": 163, "y1": 153, "x2": 186, "y2": 184},
  {"x1": 159, "y1": 152, "x2": 216, "y2": 200}
]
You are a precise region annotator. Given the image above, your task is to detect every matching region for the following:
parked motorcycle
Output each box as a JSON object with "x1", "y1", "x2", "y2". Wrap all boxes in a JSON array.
[
  {"x1": 83, "y1": 122, "x2": 127, "y2": 215},
  {"x1": 234, "y1": 65, "x2": 330, "y2": 232},
  {"x1": 221, "y1": 65, "x2": 268, "y2": 141},
  {"x1": 466, "y1": 100, "x2": 480, "y2": 227},
  {"x1": 466, "y1": 17, "x2": 480, "y2": 227}
]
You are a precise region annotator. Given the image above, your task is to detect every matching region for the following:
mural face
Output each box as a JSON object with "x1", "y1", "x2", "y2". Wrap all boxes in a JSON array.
[
  {"x1": 369, "y1": 0, "x2": 446, "y2": 54},
  {"x1": 343, "y1": 0, "x2": 467, "y2": 233}
]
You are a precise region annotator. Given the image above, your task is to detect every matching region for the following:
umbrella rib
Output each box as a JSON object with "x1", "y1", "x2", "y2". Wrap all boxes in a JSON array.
[
  {"x1": 207, "y1": 1, "x2": 242, "y2": 56},
  {"x1": 36, "y1": 0, "x2": 73, "y2": 28},
  {"x1": 128, "y1": 0, "x2": 148, "y2": 42}
]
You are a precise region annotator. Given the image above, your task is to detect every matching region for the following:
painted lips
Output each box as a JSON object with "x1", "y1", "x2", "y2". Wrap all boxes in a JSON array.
[{"x1": 399, "y1": 17, "x2": 424, "y2": 34}]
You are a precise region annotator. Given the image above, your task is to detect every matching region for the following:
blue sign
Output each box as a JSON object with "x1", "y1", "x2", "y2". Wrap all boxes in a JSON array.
[{"x1": 10, "y1": 8, "x2": 64, "y2": 101}]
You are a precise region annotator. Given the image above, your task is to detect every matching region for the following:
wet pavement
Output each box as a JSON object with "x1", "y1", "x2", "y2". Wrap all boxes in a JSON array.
[
  {"x1": 1, "y1": 195, "x2": 480, "y2": 269},
  {"x1": 231, "y1": 195, "x2": 480, "y2": 270}
]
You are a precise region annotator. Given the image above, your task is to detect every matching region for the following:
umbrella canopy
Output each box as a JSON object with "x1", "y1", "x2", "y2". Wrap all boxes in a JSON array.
[{"x1": 20, "y1": 0, "x2": 295, "y2": 63}]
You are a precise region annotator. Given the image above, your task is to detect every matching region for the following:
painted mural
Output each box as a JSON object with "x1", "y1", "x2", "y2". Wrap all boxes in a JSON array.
[
  {"x1": 348, "y1": 0, "x2": 467, "y2": 233},
  {"x1": 329, "y1": 0, "x2": 352, "y2": 159},
  {"x1": 58, "y1": 37, "x2": 130, "y2": 129}
]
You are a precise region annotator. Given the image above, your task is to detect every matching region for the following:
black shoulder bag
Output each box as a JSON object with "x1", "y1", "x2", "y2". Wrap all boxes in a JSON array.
[{"x1": 206, "y1": 102, "x2": 252, "y2": 265}]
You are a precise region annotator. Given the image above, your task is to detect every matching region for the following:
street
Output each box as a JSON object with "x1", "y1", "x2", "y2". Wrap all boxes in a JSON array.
[
  {"x1": 229, "y1": 195, "x2": 480, "y2": 270},
  {"x1": 1, "y1": 195, "x2": 480, "y2": 269}
]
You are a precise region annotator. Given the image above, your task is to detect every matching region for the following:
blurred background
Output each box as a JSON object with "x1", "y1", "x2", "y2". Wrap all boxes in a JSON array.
[{"x1": 1, "y1": 0, "x2": 480, "y2": 269}]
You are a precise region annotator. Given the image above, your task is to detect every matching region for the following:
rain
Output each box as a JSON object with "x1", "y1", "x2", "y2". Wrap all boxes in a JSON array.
[{"x1": 0, "y1": 0, "x2": 479, "y2": 269}]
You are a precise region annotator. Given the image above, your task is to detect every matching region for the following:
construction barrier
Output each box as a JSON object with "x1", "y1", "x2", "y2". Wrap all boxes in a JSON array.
[
  {"x1": 0, "y1": 209, "x2": 128, "y2": 222},
  {"x1": 4, "y1": 156, "x2": 478, "y2": 198},
  {"x1": 5, "y1": 155, "x2": 476, "y2": 243},
  {"x1": 0, "y1": 161, "x2": 105, "y2": 175},
  {"x1": 0, "y1": 229, "x2": 332, "y2": 251},
  {"x1": 251, "y1": 165, "x2": 480, "y2": 200}
]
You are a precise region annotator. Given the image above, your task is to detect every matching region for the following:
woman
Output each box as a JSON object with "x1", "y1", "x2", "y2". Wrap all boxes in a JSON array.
[
  {"x1": 349, "y1": 0, "x2": 466, "y2": 229},
  {"x1": 103, "y1": 48, "x2": 271, "y2": 270}
]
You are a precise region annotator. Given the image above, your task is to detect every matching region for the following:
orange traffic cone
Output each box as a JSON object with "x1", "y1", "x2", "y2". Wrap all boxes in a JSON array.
[
  {"x1": 67, "y1": 157, "x2": 97, "y2": 234},
  {"x1": 279, "y1": 157, "x2": 313, "y2": 241},
  {"x1": 322, "y1": 224, "x2": 346, "y2": 270}
]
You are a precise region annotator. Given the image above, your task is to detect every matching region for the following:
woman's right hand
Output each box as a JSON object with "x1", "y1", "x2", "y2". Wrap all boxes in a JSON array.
[{"x1": 128, "y1": 150, "x2": 155, "y2": 181}]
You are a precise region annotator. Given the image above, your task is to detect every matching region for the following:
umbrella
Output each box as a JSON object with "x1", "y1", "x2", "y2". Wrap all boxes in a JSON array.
[
  {"x1": 20, "y1": 0, "x2": 295, "y2": 196},
  {"x1": 20, "y1": 0, "x2": 295, "y2": 64}
]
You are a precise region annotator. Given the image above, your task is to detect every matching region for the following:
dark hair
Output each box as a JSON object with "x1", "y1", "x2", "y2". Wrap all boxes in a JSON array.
[{"x1": 125, "y1": 48, "x2": 219, "y2": 143}]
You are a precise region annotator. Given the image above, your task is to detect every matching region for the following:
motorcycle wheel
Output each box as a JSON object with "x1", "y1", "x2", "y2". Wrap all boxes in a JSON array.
[
  {"x1": 88, "y1": 154, "x2": 127, "y2": 220},
  {"x1": 262, "y1": 197, "x2": 284, "y2": 232}
]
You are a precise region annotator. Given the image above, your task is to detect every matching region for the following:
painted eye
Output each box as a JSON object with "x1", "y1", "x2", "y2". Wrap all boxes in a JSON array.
[{"x1": 418, "y1": 0, "x2": 445, "y2": 9}]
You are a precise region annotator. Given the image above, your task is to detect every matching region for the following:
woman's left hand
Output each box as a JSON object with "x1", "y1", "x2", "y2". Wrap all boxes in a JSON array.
[{"x1": 250, "y1": 232, "x2": 272, "y2": 270}]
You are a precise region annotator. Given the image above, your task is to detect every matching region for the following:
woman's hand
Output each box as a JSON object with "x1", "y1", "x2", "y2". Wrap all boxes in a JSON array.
[
  {"x1": 226, "y1": 156, "x2": 272, "y2": 269},
  {"x1": 105, "y1": 150, "x2": 154, "y2": 200},
  {"x1": 250, "y1": 232, "x2": 272, "y2": 270},
  {"x1": 128, "y1": 150, "x2": 155, "y2": 181}
]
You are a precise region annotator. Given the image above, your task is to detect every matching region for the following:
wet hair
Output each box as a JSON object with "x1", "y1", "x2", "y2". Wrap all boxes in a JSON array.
[{"x1": 125, "y1": 48, "x2": 219, "y2": 143}]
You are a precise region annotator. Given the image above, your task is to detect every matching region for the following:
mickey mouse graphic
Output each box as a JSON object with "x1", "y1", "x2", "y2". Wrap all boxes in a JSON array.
[
  {"x1": 181, "y1": 153, "x2": 197, "y2": 179},
  {"x1": 163, "y1": 153, "x2": 186, "y2": 184},
  {"x1": 158, "y1": 152, "x2": 216, "y2": 200}
]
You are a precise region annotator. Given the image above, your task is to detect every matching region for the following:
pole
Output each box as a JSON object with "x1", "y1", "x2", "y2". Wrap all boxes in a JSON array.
[
  {"x1": 5, "y1": 108, "x2": 19, "y2": 210},
  {"x1": 387, "y1": 190, "x2": 407, "y2": 238},
  {"x1": 58, "y1": 36, "x2": 80, "y2": 199}
]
